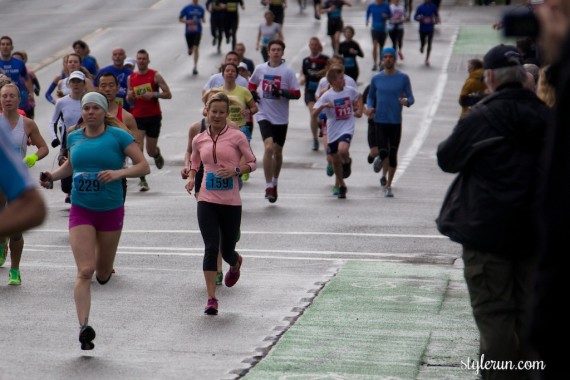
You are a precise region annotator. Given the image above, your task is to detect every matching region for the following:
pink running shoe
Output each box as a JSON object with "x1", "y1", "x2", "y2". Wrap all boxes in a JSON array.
[
  {"x1": 204, "y1": 298, "x2": 218, "y2": 315},
  {"x1": 224, "y1": 255, "x2": 242, "y2": 287}
]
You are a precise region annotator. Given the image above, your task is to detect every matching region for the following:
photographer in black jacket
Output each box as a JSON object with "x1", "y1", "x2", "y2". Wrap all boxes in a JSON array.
[{"x1": 436, "y1": 44, "x2": 551, "y2": 380}]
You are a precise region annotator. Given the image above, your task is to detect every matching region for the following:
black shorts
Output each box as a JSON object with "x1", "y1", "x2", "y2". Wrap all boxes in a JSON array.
[
  {"x1": 327, "y1": 134, "x2": 352, "y2": 155},
  {"x1": 304, "y1": 90, "x2": 317, "y2": 105},
  {"x1": 185, "y1": 33, "x2": 202, "y2": 50},
  {"x1": 258, "y1": 119, "x2": 288, "y2": 147},
  {"x1": 371, "y1": 30, "x2": 387, "y2": 45},
  {"x1": 327, "y1": 19, "x2": 343, "y2": 36},
  {"x1": 136, "y1": 114, "x2": 162, "y2": 139}
]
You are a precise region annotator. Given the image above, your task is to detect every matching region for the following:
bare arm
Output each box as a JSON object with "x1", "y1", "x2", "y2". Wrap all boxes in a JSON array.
[
  {"x1": 155, "y1": 72, "x2": 172, "y2": 99},
  {"x1": 0, "y1": 189, "x2": 46, "y2": 237},
  {"x1": 24, "y1": 119, "x2": 49, "y2": 161},
  {"x1": 122, "y1": 110, "x2": 142, "y2": 149}
]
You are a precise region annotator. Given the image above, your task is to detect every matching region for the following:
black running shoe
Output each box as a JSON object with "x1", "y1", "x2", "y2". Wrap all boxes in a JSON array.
[
  {"x1": 79, "y1": 325, "x2": 96, "y2": 350},
  {"x1": 380, "y1": 176, "x2": 387, "y2": 187},
  {"x1": 338, "y1": 186, "x2": 347, "y2": 199}
]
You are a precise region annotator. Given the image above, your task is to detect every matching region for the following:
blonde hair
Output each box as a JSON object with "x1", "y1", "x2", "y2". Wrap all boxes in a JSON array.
[
  {"x1": 326, "y1": 65, "x2": 345, "y2": 83},
  {"x1": 206, "y1": 92, "x2": 230, "y2": 111},
  {"x1": 0, "y1": 82, "x2": 21, "y2": 98}
]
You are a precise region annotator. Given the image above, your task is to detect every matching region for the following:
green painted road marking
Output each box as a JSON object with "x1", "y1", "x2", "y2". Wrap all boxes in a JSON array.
[
  {"x1": 245, "y1": 261, "x2": 478, "y2": 380},
  {"x1": 454, "y1": 25, "x2": 516, "y2": 55}
]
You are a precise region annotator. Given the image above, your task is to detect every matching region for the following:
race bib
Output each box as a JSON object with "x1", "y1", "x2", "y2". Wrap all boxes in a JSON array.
[
  {"x1": 187, "y1": 19, "x2": 199, "y2": 33},
  {"x1": 307, "y1": 81, "x2": 318, "y2": 91},
  {"x1": 205, "y1": 172, "x2": 234, "y2": 191},
  {"x1": 344, "y1": 57, "x2": 355, "y2": 68},
  {"x1": 134, "y1": 83, "x2": 153, "y2": 97},
  {"x1": 262, "y1": 75, "x2": 282, "y2": 99},
  {"x1": 422, "y1": 16, "x2": 433, "y2": 24},
  {"x1": 115, "y1": 97, "x2": 124, "y2": 107},
  {"x1": 262, "y1": 36, "x2": 271, "y2": 45},
  {"x1": 334, "y1": 97, "x2": 352, "y2": 120},
  {"x1": 73, "y1": 172, "x2": 104, "y2": 193}
]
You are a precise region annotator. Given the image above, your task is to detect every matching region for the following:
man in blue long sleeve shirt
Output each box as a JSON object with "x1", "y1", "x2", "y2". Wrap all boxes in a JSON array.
[
  {"x1": 366, "y1": 47, "x2": 414, "y2": 197},
  {"x1": 414, "y1": 0, "x2": 440, "y2": 65},
  {"x1": 366, "y1": 0, "x2": 392, "y2": 71}
]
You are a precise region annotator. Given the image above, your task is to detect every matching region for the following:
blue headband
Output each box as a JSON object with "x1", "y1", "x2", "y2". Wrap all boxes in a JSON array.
[{"x1": 382, "y1": 47, "x2": 397, "y2": 58}]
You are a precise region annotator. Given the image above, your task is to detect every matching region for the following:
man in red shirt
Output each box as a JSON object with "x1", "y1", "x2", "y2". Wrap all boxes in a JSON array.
[{"x1": 127, "y1": 49, "x2": 172, "y2": 191}]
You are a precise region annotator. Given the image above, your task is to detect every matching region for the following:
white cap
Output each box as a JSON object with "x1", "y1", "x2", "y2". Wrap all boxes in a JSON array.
[
  {"x1": 68, "y1": 71, "x2": 86, "y2": 82},
  {"x1": 124, "y1": 57, "x2": 136, "y2": 67},
  {"x1": 238, "y1": 62, "x2": 248, "y2": 70}
]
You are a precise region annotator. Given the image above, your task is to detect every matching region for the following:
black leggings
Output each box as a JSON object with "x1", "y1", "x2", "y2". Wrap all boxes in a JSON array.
[
  {"x1": 197, "y1": 201, "x2": 241, "y2": 271},
  {"x1": 375, "y1": 123, "x2": 401, "y2": 167},
  {"x1": 389, "y1": 27, "x2": 404, "y2": 51},
  {"x1": 225, "y1": 14, "x2": 239, "y2": 50},
  {"x1": 420, "y1": 31, "x2": 434, "y2": 57}
]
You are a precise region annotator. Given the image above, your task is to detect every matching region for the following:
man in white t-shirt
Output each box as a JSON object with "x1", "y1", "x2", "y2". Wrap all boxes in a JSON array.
[
  {"x1": 248, "y1": 40, "x2": 301, "y2": 203},
  {"x1": 202, "y1": 51, "x2": 248, "y2": 94}
]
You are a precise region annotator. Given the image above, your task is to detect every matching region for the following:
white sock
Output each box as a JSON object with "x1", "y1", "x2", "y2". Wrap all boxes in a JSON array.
[
  {"x1": 272, "y1": 177, "x2": 278, "y2": 187},
  {"x1": 266, "y1": 182, "x2": 273, "y2": 189}
]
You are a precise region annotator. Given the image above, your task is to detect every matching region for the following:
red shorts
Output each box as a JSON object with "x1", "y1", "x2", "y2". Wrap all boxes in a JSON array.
[{"x1": 69, "y1": 204, "x2": 124, "y2": 232}]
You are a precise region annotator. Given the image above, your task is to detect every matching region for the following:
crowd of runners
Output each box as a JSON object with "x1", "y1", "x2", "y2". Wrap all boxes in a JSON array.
[{"x1": 0, "y1": 0, "x2": 446, "y2": 350}]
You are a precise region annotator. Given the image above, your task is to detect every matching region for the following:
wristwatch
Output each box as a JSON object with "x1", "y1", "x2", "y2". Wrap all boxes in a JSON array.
[{"x1": 235, "y1": 167, "x2": 241, "y2": 176}]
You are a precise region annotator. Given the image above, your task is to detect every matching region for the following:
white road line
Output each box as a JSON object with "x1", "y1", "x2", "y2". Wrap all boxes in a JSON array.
[
  {"x1": 30, "y1": 229, "x2": 447, "y2": 239},
  {"x1": 394, "y1": 29, "x2": 459, "y2": 185},
  {"x1": 25, "y1": 244, "x2": 440, "y2": 258}
]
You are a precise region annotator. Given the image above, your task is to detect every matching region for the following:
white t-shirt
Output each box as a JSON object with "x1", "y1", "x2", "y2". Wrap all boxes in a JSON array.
[
  {"x1": 203, "y1": 72, "x2": 248, "y2": 91},
  {"x1": 313, "y1": 86, "x2": 360, "y2": 143},
  {"x1": 389, "y1": 4, "x2": 406, "y2": 30},
  {"x1": 316, "y1": 74, "x2": 357, "y2": 99},
  {"x1": 250, "y1": 62, "x2": 300, "y2": 125}
]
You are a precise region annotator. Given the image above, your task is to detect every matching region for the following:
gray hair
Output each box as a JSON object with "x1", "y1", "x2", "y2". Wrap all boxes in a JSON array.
[
  {"x1": 491, "y1": 65, "x2": 527, "y2": 87},
  {"x1": 523, "y1": 63, "x2": 540, "y2": 85}
]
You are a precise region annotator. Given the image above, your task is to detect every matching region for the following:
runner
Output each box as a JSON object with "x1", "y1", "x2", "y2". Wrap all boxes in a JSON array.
[
  {"x1": 56, "y1": 53, "x2": 95, "y2": 102},
  {"x1": 39, "y1": 92, "x2": 149, "y2": 350},
  {"x1": 248, "y1": 40, "x2": 301, "y2": 203},
  {"x1": 127, "y1": 49, "x2": 173, "y2": 192},
  {"x1": 338, "y1": 25, "x2": 364, "y2": 82},
  {"x1": 300, "y1": 37, "x2": 329, "y2": 151},
  {"x1": 206, "y1": 0, "x2": 227, "y2": 54},
  {"x1": 321, "y1": 0, "x2": 352, "y2": 55},
  {"x1": 72, "y1": 40, "x2": 100, "y2": 76},
  {"x1": 179, "y1": 0, "x2": 206, "y2": 76},
  {"x1": 388, "y1": 0, "x2": 406, "y2": 60},
  {"x1": 0, "y1": 126, "x2": 45, "y2": 238},
  {"x1": 366, "y1": 47, "x2": 414, "y2": 197},
  {"x1": 235, "y1": 42, "x2": 256, "y2": 75},
  {"x1": 202, "y1": 51, "x2": 249, "y2": 93},
  {"x1": 225, "y1": 0, "x2": 245, "y2": 51},
  {"x1": 95, "y1": 47, "x2": 133, "y2": 111},
  {"x1": 313, "y1": 65, "x2": 362, "y2": 198},
  {"x1": 0, "y1": 36, "x2": 34, "y2": 118},
  {"x1": 366, "y1": 0, "x2": 392, "y2": 71},
  {"x1": 256, "y1": 11, "x2": 284, "y2": 63},
  {"x1": 185, "y1": 92, "x2": 256, "y2": 315},
  {"x1": 0, "y1": 83, "x2": 48, "y2": 284},
  {"x1": 49, "y1": 71, "x2": 86, "y2": 204},
  {"x1": 414, "y1": 0, "x2": 440, "y2": 66}
]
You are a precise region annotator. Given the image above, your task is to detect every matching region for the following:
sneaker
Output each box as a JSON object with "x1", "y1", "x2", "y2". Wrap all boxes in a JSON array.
[
  {"x1": 326, "y1": 163, "x2": 334, "y2": 177},
  {"x1": 242, "y1": 172, "x2": 249, "y2": 182},
  {"x1": 342, "y1": 158, "x2": 352, "y2": 179},
  {"x1": 372, "y1": 64, "x2": 378, "y2": 71},
  {"x1": 312, "y1": 139, "x2": 319, "y2": 151},
  {"x1": 8, "y1": 268, "x2": 21, "y2": 285},
  {"x1": 367, "y1": 155, "x2": 374, "y2": 164},
  {"x1": 139, "y1": 179, "x2": 149, "y2": 192},
  {"x1": 0, "y1": 239, "x2": 7, "y2": 267},
  {"x1": 154, "y1": 148, "x2": 165, "y2": 169},
  {"x1": 338, "y1": 185, "x2": 347, "y2": 199},
  {"x1": 192, "y1": 68, "x2": 198, "y2": 76},
  {"x1": 224, "y1": 254, "x2": 242, "y2": 287},
  {"x1": 331, "y1": 186, "x2": 340, "y2": 196},
  {"x1": 384, "y1": 187, "x2": 394, "y2": 198},
  {"x1": 398, "y1": 51, "x2": 404, "y2": 60},
  {"x1": 65, "y1": 193, "x2": 71, "y2": 204},
  {"x1": 79, "y1": 325, "x2": 96, "y2": 350},
  {"x1": 204, "y1": 298, "x2": 218, "y2": 315},
  {"x1": 380, "y1": 176, "x2": 387, "y2": 187},
  {"x1": 372, "y1": 156, "x2": 383, "y2": 173},
  {"x1": 216, "y1": 271, "x2": 223, "y2": 285},
  {"x1": 265, "y1": 187, "x2": 277, "y2": 203}
]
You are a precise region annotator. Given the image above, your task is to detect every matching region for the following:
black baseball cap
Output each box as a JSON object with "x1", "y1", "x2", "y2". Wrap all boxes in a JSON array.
[{"x1": 483, "y1": 44, "x2": 522, "y2": 70}]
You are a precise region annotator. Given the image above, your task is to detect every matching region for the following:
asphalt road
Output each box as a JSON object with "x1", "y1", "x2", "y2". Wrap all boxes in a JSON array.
[{"x1": 0, "y1": 0, "x2": 508, "y2": 378}]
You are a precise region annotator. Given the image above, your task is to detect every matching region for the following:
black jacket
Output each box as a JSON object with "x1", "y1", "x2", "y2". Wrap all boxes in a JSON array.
[{"x1": 436, "y1": 83, "x2": 551, "y2": 256}]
